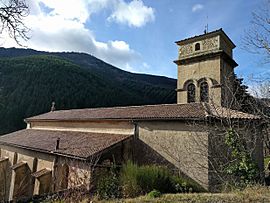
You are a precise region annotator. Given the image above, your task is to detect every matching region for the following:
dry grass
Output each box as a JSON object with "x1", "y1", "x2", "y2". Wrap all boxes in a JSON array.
[
  {"x1": 95, "y1": 186, "x2": 270, "y2": 203},
  {"x1": 49, "y1": 186, "x2": 270, "y2": 203}
]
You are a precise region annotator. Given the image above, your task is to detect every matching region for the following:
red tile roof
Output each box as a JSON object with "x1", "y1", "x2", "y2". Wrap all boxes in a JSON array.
[
  {"x1": 0, "y1": 130, "x2": 131, "y2": 160},
  {"x1": 25, "y1": 103, "x2": 260, "y2": 122}
]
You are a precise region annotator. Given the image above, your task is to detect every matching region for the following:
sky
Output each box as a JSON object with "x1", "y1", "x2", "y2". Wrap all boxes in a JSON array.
[{"x1": 1, "y1": 0, "x2": 269, "y2": 82}]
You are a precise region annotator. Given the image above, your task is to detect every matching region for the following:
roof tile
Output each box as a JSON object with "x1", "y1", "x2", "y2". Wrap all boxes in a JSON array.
[
  {"x1": 0, "y1": 130, "x2": 131, "y2": 159},
  {"x1": 26, "y1": 103, "x2": 259, "y2": 121}
]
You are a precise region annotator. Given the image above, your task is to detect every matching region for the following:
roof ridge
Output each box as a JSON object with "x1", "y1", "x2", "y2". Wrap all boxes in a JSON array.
[
  {"x1": 25, "y1": 102, "x2": 260, "y2": 122},
  {"x1": 27, "y1": 103, "x2": 202, "y2": 117},
  {"x1": 175, "y1": 28, "x2": 223, "y2": 44},
  {"x1": 26, "y1": 128, "x2": 133, "y2": 136}
]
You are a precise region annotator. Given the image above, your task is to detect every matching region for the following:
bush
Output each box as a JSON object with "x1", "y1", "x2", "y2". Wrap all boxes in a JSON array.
[
  {"x1": 121, "y1": 161, "x2": 141, "y2": 197},
  {"x1": 225, "y1": 128, "x2": 259, "y2": 187},
  {"x1": 121, "y1": 161, "x2": 173, "y2": 197},
  {"x1": 171, "y1": 175, "x2": 206, "y2": 193},
  {"x1": 121, "y1": 161, "x2": 204, "y2": 198},
  {"x1": 97, "y1": 170, "x2": 121, "y2": 199},
  {"x1": 136, "y1": 165, "x2": 174, "y2": 194},
  {"x1": 147, "y1": 190, "x2": 161, "y2": 198}
]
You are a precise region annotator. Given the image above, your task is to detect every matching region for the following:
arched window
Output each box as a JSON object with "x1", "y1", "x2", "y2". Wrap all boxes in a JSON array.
[
  {"x1": 187, "y1": 83, "x2": 196, "y2": 103},
  {"x1": 195, "y1": 43, "x2": 200, "y2": 51},
  {"x1": 200, "y1": 82, "x2": 209, "y2": 102}
]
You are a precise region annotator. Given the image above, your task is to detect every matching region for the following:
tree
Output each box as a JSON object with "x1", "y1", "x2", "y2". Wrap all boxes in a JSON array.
[
  {"x1": 233, "y1": 74, "x2": 254, "y2": 113},
  {"x1": 243, "y1": 0, "x2": 270, "y2": 63},
  {"x1": 0, "y1": 0, "x2": 29, "y2": 45},
  {"x1": 248, "y1": 80, "x2": 270, "y2": 155}
]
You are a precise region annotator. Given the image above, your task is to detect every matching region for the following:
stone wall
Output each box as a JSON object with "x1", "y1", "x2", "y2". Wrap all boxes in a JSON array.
[
  {"x1": 176, "y1": 32, "x2": 236, "y2": 107},
  {"x1": 178, "y1": 32, "x2": 234, "y2": 59},
  {"x1": 134, "y1": 120, "x2": 264, "y2": 191},
  {"x1": 179, "y1": 36, "x2": 220, "y2": 58},
  {"x1": 177, "y1": 57, "x2": 222, "y2": 105},
  {"x1": 0, "y1": 145, "x2": 55, "y2": 201},
  {"x1": 220, "y1": 59, "x2": 235, "y2": 108},
  {"x1": 0, "y1": 134, "x2": 132, "y2": 201},
  {"x1": 134, "y1": 121, "x2": 209, "y2": 189}
]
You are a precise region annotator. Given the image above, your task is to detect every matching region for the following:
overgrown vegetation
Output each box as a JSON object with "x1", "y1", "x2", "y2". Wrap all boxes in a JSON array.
[
  {"x1": 121, "y1": 162, "x2": 174, "y2": 197},
  {"x1": 96, "y1": 161, "x2": 204, "y2": 200},
  {"x1": 147, "y1": 190, "x2": 162, "y2": 198},
  {"x1": 47, "y1": 185, "x2": 270, "y2": 203},
  {"x1": 225, "y1": 128, "x2": 259, "y2": 187},
  {"x1": 97, "y1": 169, "x2": 121, "y2": 200},
  {"x1": 102, "y1": 186, "x2": 270, "y2": 203}
]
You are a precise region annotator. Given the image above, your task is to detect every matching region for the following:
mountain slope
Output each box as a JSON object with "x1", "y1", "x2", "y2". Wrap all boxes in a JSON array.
[
  {"x1": 0, "y1": 50, "x2": 177, "y2": 135},
  {"x1": 0, "y1": 47, "x2": 177, "y2": 104},
  {"x1": 0, "y1": 47, "x2": 176, "y2": 88}
]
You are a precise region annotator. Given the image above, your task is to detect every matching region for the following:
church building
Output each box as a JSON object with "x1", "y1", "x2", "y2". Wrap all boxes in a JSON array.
[{"x1": 0, "y1": 29, "x2": 263, "y2": 202}]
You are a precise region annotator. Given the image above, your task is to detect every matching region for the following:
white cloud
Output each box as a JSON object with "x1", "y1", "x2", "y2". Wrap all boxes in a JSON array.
[
  {"x1": 35, "y1": 0, "x2": 89, "y2": 23},
  {"x1": 110, "y1": 40, "x2": 130, "y2": 51},
  {"x1": 143, "y1": 62, "x2": 150, "y2": 69},
  {"x1": 192, "y1": 4, "x2": 204, "y2": 12},
  {"x1": 1, "y1": 0, "x2": 150, "y2": 71},
  {"x1": 26, "y1": 15, "x2": 138, "y2": 69},
  {"x1": 108, "y1": 0, "x2": 155, "y2": 27}
]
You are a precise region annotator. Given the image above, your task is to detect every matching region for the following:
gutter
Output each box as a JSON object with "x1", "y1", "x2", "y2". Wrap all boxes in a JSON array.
[{"x1": 0, "y1": 141, "x2": 87, "y2": 161}]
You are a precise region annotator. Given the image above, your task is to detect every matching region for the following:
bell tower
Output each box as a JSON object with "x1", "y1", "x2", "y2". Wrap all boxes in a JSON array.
[{"x1": 174, "y1": 29, "x2": 238, "y2": 107}]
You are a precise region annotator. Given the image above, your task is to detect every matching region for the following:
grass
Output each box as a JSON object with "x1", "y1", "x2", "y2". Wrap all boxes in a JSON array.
[
  {"x1": 264, "y1": 156, "x2": 270, "y2": 169},
  {"x1": 49, "y1": 186, "x2": 270, "y2": 203},
  {"x1": 95, "y1": 186, "x2": 270, "y2": 203}
]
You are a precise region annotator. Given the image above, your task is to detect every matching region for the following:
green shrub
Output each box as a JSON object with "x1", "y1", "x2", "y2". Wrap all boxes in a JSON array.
[
  {"x1": 121, "y1": 162, "x2": 173, "y2": 196},
  {"x1": 137, "y1": 165, "x2": 174, "y2": 194},
  {"x1": 171, "y1": 175, "x2": 206, "y2": 193},
  {"x1": 97, "y1": 171, "x2": 121, "y2": 199},
  {"x1": 120, "y1": 161, "x2": 204, "y2": 198},
  {"x1": 121, "y1": 161, "x2": 141, "y2": 197},
  {"x1": 225, "y1": 128, "x2": 259, "y2": 187},
  {"x1": 147, "y1": 189, "x2": 161, "y2": 198}
]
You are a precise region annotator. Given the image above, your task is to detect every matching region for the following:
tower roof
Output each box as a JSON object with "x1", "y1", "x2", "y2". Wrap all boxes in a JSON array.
[{"x1": 175, "y1": 28, "x2": 236, "y2": 48}]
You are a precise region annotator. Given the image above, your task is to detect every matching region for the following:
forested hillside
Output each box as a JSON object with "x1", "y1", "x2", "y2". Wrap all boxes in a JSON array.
[{"x1": 0, "y1": 49, "x2": 176, "y2": 135}]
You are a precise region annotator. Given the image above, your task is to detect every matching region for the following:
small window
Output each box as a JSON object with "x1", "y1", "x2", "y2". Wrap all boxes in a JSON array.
[
  {"x1": 200, "y1": 82, "x2": 209, "y2": 102},
  {"x1": 195, "y1": 43, "x2": 200, "y2": 51},
  {"x1": 187, "y1": 83, "x2": 196, "y2": 103}
]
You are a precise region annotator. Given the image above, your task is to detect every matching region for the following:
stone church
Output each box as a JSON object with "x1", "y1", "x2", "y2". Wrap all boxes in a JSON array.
[{"x1": 0, "y1": 29, "x2": 263, "y2": 202}]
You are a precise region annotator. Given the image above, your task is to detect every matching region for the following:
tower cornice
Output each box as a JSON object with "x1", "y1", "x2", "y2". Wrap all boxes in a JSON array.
[
  {"x1": 175, "y1": 28, "x2": 236, "y2": 49},
  {"x1": 174, "y1": 50, "x2": 238, "y2": 68}
]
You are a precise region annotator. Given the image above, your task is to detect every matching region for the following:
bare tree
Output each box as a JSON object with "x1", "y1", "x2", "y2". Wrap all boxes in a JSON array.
[
  {"x1": 243, "y1": 0, "x2": 270, "y2": 63},
  {"x1": 141, "y1": 74, "x2": 265, "y2": 191},
  {"x1": 0, "y1": 0, "x2": 29, "y2": 45},
  {"x1": 247, "y1": 79, "x2": 270, "y2": 156}
]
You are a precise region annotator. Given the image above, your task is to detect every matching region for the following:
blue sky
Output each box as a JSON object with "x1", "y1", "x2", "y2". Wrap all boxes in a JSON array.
[{"x1": 2, "y1": 0, "x2": 269, "y2": 82}]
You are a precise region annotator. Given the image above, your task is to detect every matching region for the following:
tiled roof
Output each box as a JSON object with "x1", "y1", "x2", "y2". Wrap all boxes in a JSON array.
[
  {"x1": 32, "y1": 168, "x2": 51, "y2": 178},
  {"x1": 175, "y1": 28, "x2": 236, "y2": 48},
  {"x1": 203, "y1": 103, "x2": 260, "y2": 120},
  {"x1": 26, "y1": 103, "x2": 260, "y2": 122},
  {"x1": 0, "y1": 130, "x2": 131, "y2": 159}
]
